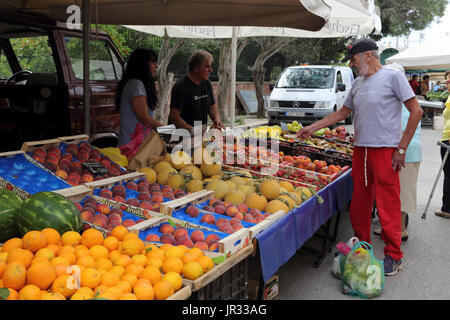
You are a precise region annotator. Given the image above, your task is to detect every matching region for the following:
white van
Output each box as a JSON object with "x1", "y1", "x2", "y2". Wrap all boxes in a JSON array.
[{"x1": 266, "y1": 65, "x2": 354, "y2": 125}]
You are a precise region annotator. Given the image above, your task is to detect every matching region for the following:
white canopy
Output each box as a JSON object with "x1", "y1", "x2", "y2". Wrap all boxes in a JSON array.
[{"x1": 385, "y1": 36, "x2": 450, "y2": 70}]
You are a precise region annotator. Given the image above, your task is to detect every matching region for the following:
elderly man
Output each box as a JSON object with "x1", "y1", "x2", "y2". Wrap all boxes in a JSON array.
[
  {"x1": 297, "y1": 38, "x2": 423, "y2": 276},
  {"x1": 169, "y1": 50, "x2": 223, "y2": 131}
]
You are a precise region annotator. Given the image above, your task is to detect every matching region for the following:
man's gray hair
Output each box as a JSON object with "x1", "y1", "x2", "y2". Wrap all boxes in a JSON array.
[
  {"x1": 188, "y1": 50, "x2": 213, "y2": 73},
  {"x1": 357, "y1": 50, "x2": 380, "y2": 60}
]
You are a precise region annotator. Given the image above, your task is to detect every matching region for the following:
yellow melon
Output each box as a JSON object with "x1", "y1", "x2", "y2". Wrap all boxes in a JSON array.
[
  {"x1": 167, "y1": 174, "x2": 186, "y2": 189},
  {"x1": 224, "y1": 190, "x2": 246, "y2": 206},
  {"x1": 170, "y1": 150, "x2": 192, "y2": 170},
  {"x1": 265, "y1": 200, "x2": 289, "y2": 214},
  {"x1": 278, "y1": 181, "x2": 294, "y2": 192},
  {"x1": 245, "y1": 193, "x2": 267, "y2": 211},
  {"x1": 200, "y1": 163, "x2": 222, "y2": 178},
  {"x1": 180, "y1": 165, "x2": 203, "y2": 181},
  {"x1": 157, "y1": 167, "x2": 178, "y2": 185},
  {"x1": 259, "y1": 180, "x2": 280, "y2": 200},
  {"x1": 187, "y1": 180, "x2": 204, "y2": 193},
  {"x1": 153, "y1": 161, "x2": 173, "y2": 174},
  {"x1": 230, "y1": 176, "x2": 245, "y2": 187},
  {"x1": 137, "y1": 167, "x2": 157, "y2": 183},
  {"x1": 206, "y1": 180, "x2": 229, "y2": 200}
]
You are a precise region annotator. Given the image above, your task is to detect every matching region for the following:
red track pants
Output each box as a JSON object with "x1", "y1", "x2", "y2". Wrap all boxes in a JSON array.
[{"x1": 350, "y1": 146, "x2": 403, "y2": 261}]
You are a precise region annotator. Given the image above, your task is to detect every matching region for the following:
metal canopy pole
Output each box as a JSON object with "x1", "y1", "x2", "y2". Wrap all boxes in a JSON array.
[
  {"x1": 230, "y1": 26, "x2": 237, "y2": 129},
  {"x1": 83, "y1": 0, "x2": 91, "y2": 135}
]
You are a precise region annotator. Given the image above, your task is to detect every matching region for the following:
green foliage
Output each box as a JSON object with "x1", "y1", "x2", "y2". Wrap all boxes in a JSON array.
[
  {"x1": 427, "y1": 91, "x2": 449, "y2": 102},
  {"x1": 374, "y1": 0, "x2": 449, "y2": 38}
]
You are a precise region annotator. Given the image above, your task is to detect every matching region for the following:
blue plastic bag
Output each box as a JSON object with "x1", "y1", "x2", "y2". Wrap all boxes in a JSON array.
[{"x1": 340, "y1": 241, "x2": 385, "y2": 299}]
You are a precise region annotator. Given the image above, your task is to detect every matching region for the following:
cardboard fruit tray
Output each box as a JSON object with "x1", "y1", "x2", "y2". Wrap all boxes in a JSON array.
[
  {"x1": 0, "y1": 150, "x2": 72, "y2": 199},
  {"x1": 21, "y1": 135, "x2": 128, "y2": 186},
  {"x1": 127, "y1": 215, "x2": 250, "y2": 258}
]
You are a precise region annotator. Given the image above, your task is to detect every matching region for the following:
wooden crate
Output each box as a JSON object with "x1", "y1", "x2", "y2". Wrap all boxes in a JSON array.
[
  {"x1": 21, "y1": 138, "x2": 61, "y2": 153},
  {"x1": 159, "y1": 190, "x2": 215, "y2": 216},
  {"x1": 128, "y1": 215, "x2": 251, "y2": 258},
  {"x1": 186, "y1": 244, "x2": 253, "y2": 293},
  {"x1": 166, "y1": 285, "x2": 192, "y2": 300},
  {"x1": 57, "y1": 134, "x2": 90, "y2": 144},
  {"x1": 83, "y1": 171, "x2": 145, "y2": 190},
  {"x1": 53, "y1": 185, "x2": 93, "y2": 202}
]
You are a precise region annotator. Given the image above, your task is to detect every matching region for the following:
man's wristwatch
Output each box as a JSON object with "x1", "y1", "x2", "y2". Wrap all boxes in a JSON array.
[{"x1": 397, "y1": 148, "x2": 406, "y2": 155}]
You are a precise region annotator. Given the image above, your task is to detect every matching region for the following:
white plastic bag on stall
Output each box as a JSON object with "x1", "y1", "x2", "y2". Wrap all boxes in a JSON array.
[{"x1": 331, "y1": 237, "x2": 359, "y2": 279}]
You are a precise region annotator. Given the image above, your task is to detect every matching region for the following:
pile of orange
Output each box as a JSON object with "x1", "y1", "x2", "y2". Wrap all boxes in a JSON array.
[{"x1": 0, "y1": 226, "x2": 215, "y2": 300}]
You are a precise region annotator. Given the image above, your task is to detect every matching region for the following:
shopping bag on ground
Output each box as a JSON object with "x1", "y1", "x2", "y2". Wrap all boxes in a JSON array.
[
  {"x1": 340, "y1": 241, "x2": 385, "y2": 299},
  {"x1": 331, "y1": 237, "x2": 359, "y2": 279},
  {"x1": 119, "y1": 123, "x2": 152, "y2": 161}
]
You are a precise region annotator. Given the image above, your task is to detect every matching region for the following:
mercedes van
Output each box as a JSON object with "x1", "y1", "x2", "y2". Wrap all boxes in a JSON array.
[{"x1": 266, "y1": 65, "x2": 354, "y2": 125}]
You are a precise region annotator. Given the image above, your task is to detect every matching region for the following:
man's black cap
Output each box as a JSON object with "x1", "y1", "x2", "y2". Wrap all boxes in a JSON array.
[{"x1": 341, "y1": 38, "x2": 378, "y2": 63}]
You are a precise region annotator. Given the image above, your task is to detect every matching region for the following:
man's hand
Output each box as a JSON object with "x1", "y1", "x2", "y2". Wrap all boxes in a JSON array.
[
  {"x1": 211, "y1": 119, "x2": 224, "y2": 131},
  {"x1": 296, "y1": 125, "x2": 316, "y2": 140},
  {"x1": 392, "y1": 150, "x2": 406, "y2": 172}
]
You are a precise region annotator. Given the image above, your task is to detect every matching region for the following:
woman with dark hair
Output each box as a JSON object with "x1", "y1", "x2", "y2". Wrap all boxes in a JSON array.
[{"x1": 116, "y1": 48, "x2": 164, "y2": 146}]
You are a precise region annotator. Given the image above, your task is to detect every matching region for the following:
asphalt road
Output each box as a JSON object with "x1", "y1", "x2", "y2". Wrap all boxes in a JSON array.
[{"x1": 274, "y1": 124, "x2": 450, "y2": 300}]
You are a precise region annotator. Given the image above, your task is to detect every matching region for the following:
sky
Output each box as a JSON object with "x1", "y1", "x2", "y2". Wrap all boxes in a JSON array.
[{"x1": 378, "y1": 2, "x2": 450, "y2": 51}]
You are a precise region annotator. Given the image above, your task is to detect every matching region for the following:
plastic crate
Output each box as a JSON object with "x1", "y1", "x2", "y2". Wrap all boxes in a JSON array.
[{"x1": 190, "y1": 254, "x2": 249, "y2": 300}]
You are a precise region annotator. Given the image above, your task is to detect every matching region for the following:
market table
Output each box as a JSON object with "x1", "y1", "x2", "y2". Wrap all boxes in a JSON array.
[
  {"x1": 419, "y1": 99, "x2": 445, "y2": 126},
  {"x1": 249, "y1": 169, "x2": 353, "y2": 298}
]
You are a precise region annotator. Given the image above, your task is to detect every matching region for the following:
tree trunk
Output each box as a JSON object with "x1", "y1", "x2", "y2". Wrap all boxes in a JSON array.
[
  {"x1": 217, "y1": 38, "x2": 249, "y2": 123},
  {"x1": 154, "y1": 34, "x2": 185, "y2": 124},
  {"x1": 251, "y1": 37, "x2": 293, "y2": 118}
]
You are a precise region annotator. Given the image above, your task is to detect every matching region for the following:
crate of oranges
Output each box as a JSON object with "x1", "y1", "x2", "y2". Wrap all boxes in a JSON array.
[{"x1": 0, "y1": 225, "x2": 193, "y2": 300}]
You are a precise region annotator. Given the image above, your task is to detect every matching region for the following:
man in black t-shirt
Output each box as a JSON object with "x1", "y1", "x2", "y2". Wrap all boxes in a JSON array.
[{"x1": 169, "y1": 50, "x2": 223, "y2": 131}]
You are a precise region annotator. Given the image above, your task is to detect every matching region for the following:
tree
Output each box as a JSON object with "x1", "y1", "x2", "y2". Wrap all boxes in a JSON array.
[
  {"x1": 154, "y1": 34, "x2": 185, "y2": 124},
  {"x1": 250, "y1": 37, "x2": 294, "y2": 117},
  {"x1": 216, "y1": 38, "x2": 249, "y2": 122},
  {"x1": 374, "y1": 0, "x2": 449, "y2": 39}
]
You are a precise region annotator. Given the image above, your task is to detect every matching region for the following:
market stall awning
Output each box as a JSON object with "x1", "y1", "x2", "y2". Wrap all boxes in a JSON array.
[
  {"x1": 385, "y1": 36, "x2": 450, "y2": 70},
  {"x1": 0, "y1": 0, "x2": 331, "y2": 31},
  {"x1": 124, "y1": 0, "x2": 381, "y2": 38}
]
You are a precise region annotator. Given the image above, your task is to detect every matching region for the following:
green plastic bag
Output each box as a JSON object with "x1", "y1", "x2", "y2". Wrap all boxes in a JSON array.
[{"x1": 340, "y1": 241, "x2": 385, "y2": 299}]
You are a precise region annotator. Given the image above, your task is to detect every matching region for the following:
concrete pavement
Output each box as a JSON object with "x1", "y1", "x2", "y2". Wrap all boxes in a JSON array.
[{"x1": 274, "y1": 125, "x2": 450, "y2": 300}]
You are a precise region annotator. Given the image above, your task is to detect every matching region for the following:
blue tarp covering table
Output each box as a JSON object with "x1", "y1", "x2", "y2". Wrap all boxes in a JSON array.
[{"x1": 255, "y1": 169, "x2": 353, "y2": 282}]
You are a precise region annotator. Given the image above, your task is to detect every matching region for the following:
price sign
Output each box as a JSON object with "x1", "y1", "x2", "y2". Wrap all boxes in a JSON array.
[{"x1": 82, "y1": 161, "x2": 108, "y2": 176}]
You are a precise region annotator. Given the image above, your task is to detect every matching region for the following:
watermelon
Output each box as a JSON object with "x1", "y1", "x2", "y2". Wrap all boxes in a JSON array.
[
  {"x1": 16, "y1": 191, "x2": 82, "y2": 235},
  {"x1": 0, "y1": 188, "x2": 23, "y2": 242}
]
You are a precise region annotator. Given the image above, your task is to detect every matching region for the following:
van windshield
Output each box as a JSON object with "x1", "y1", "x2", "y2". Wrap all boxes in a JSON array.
[{"x1": 276, "y1": 68, "x2": 334, "y2": 89}]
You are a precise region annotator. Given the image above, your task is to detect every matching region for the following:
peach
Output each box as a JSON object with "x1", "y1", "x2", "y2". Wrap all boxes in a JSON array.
[
  {"x1": 145, "y1": 234, "x2": 160, "y2": 242},
  {"x1": 194, "y1": 241, "x2": 208, "y2": 250},
  {"x1": 163, "y1": 193, "x2": 175, "y2": 200},
  {"x1": 109, "y1": 167, "x2": 121, "y2": 177},
  {"x1": 243, "y1": 214, "x2": 257, "y2": 224},
  {"x1": 190, "y1": 230, "x2": 205, "y2": 243},
  {"x1": 173, "y1": 227, "x2": 188, "y2": 238},
  {"x1": 96, "y1": 203, "x2": 110, "y2": 215},
  {"x1": 160, "y1": 234, "x2": 176, "y2": 245},
  {"x1": 45, "y1": 159, "x2": 58, "y2": 172},
  {"x1": 205, "y1": 234, "x2": 220, "y2": 244},
  {"x1": 93, "y1": 214, "x2": 108, "y2": 229},
  {"x1": 223, "y1": 201, "x2": 233, "y2": 208},
  {"x1": 214, "y1": 205, "x2": 226, "y2": 215},
  {"x1": 122, "y1": 219, "x2": 136, "y2": 227},
  {"x1": 234, "y1": 212, "x2": 244, "y2": 221},
  {"x1": 59, "y1": 158, "x2": 72, "y2": 168},
  {"x1": 139, "y1": 201, "x2": 155, "y2": 211},
  {"x1": 203, "y1": 205, "x2": 215, "y2": 213},
  {"x1": 47, "y1": 146, "x2": 61, "y2": 156},
  {"x1": 175, "y1": 234, "x2": 190, "y2": 245},
  {"x1": 83, "y1": 197, "x2": 97, "y2": 207},
  {"x1": 137, "y1": 192, "x2": 151, "y2": 201},
  {"x1": 77, "y1": 151, "x2": 90, "y2": 163},
  {"x1": 159, "y1": 223, "x2": 174, "y2": 234},
  {"x1": 112, "y1": 189, "x2": 126, "y2": 199},
  {"x1": 110, "y1": 207, "x2": 123, "y2": 217},
  {"x1": 99, "y1": 189, "x2": 113, "y2": 199},
  {"x1": 229, "y1": 218, "x2": 241, "y2": 225},
  {"x1": 66, "y1": 144, "x2": 79, "y2": 156},
  {"x1": 89, "y1": 153, "x2": 102, "y2": 162},
  {"x1": 80, "y1": 210, "x2": 94, "y2": 222},
  {"x1": 232, "y1": 224, "x2": 243, "y2": 231},
  {"x1": 32, "y1": 148, "x2": 46, "y2": 159},
  {"x1": 215, "y1": 218, "x2": 228, "y2": 227},
  {"x1": 226, "y1": 206, "x2": 239, "y2": 218},
  {"x1": 208, "y1": 241, "x2": 219, "y2": 251},
  {"x1": 151, "y1": 194, "x2": 164, "y2": 204},
  {"x1": 32, "y1": 154, "x2": 45, "y2": 164},
  {"x1": 109, "y1": 213, "x2": 122, "y2": 223},
  {"x1": 100, "y1": 159, "x2": 112, "y2": 168},
  {"x1": 186, "y1": 205, "x2": 200, "y2": 218},
  {"x1": 55, "y1": 170, "x2": 68, "y2": 180},
  {"x1": 75, "y1": 202, "x2": 83, "y2": 212},
  {"x1": 126, "y1": 181, "x2": 138, "y2": 191},
  {"x1": 67, "y1": 176, "x2": 80, "y2": 186},
  {"x1": 218, "y1": 223, "x2": 233, "y2": 233},
  {"x1": 237, "y1": 203, "x2": 249, "y2": 214},
  {"x1": 209, "y1": 199, "x2": 222, "y2": 207},
  {"x1": 126, "y1": 198, "x2": 140, "y2": 207},
  {"x1": 113, "y1": 195, "x2": 126, "y2": 203},
  {"x1": 81, "y1": 173, "x2": 94, "y2": 183},
  {"x1": 200, "y1": 213, "x2": 216, "y2": 225}
]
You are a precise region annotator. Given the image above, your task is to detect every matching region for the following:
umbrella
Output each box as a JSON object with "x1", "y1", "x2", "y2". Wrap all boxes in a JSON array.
[
  {"x1": 1, "y1": 0, "x2": 334, "y2": 134},
  {"x1": 124, "y1": 0, "x2": 381, "y2": 127}
]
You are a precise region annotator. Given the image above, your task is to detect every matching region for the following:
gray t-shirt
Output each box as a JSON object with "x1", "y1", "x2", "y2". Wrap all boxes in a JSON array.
[
  {"x1": 118, "y1": 78, "x2": 153, "y2": 146},
  {"x1": 344, "y1": 67, "x2": 415, "y2": 147}
]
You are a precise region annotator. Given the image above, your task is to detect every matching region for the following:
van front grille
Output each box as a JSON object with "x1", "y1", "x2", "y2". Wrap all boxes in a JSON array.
[{"x1": 278, "y1": 101, "x2": 315, "y2": 108}]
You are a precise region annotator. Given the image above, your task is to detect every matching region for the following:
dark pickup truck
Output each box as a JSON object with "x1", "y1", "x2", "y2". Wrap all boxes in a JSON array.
[{"x1": 0, "y1": 11, "x2": 124, "y2": 152}]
